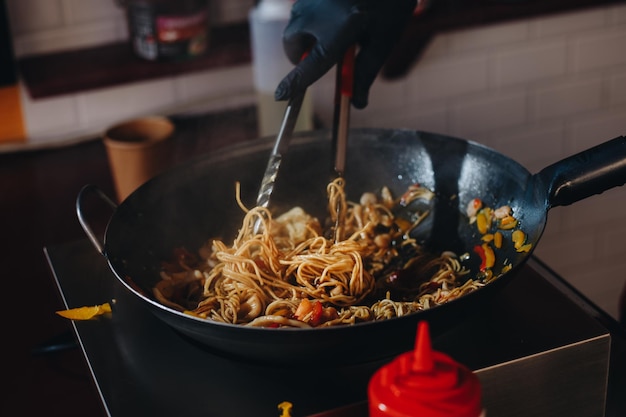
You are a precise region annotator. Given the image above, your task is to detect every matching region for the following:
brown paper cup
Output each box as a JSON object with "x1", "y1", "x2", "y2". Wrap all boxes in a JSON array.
[{"x1": 103, "y1": 116, "x2": 175, "y2": 202}]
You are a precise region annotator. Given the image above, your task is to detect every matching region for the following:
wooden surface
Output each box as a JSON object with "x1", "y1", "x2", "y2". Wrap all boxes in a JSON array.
[{"x1": 0, "y1": 107, "x2": 258, "y2": 417}]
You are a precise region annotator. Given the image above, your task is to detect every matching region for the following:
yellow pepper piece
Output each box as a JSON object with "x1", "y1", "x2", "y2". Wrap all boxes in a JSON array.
[
  {"x1": 278, "y1": 401, "x2": 293, "y2": 417},
  {"x1": 512, "y1": 229, "x2": 526, "y2": 250},
  {"x1": 56, "y1": 302, "x2": 112, "y2": 320},
  {"x1": 481, "y1": 233, "x2": 494, "y2": 242},
  {"x1": 476, "y1": 212, "x2": 489, "y2": 234},
  {"x1": 499, "y1": 215, "x2": 518, "y2": 230},
  {"x1": 493, "y1": 231, "x2": 503, "y2": 249}
]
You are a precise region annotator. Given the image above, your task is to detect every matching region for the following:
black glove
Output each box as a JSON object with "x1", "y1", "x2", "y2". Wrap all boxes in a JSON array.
[{"x1": 274, "y1": 0, "x2": 417, "y2": 109}]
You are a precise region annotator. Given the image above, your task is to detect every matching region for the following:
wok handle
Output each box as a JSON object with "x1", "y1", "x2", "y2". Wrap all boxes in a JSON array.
[
  {"x1": 537, "y1": 135, "x2": 626, "y2": 208},
  {"x1": 75, "y1": 184, "x2": 118, "y2": 255}
]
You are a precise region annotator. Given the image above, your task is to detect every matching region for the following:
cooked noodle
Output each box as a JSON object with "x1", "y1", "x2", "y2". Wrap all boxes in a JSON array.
[{"x1": 154, "y1": 178, "x2": 483, "y2": 328}]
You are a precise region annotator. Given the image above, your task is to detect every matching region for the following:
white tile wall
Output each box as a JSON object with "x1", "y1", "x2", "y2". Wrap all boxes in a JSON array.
[
  {"x1": 65, "y1": 0, "x2": 125, "y2": 23},
  {"x1": 77, "y1": 77, "x2": 178, "y2": 125},
  {"x1": 609, "y1": 72, "x2": 626, "y2": 106},
  {"x1": 7, "y1": 0, "x2": 127, "y2": 56},
  {"x1": 6, "y1": 0, "x2": 65, "y2": 34},
  {"x1": 211, "y1": 0, "x2": 255, "y2": 25},
  {"x1": 19, "y1": 92, "x2": 80, "y2": 137},
  {"x1": 535, "y1": 7, "x2": 607, "y2": 37},
  {"x1": 4, "y1": 1, "x2": 626, "y2": 318},
  {"x1": 495, "y1": 40, "x2": 568, "y2": 87},
  {"x1": 5, "y1": 0, "x2": 255, "y2": 56},
  {"x1": 449, "y1": 20, "x2": 529, "y2": 52},
  {"x1": 16, "y1": 64, "x2": 254, "y2": 148}
]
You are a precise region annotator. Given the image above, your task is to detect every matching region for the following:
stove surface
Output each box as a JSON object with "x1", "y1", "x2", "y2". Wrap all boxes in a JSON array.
[{"x1": 46, "y1": 239, "x2": 626, "y2": 417}]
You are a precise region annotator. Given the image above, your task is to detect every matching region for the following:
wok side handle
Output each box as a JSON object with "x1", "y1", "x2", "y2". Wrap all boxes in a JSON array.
[
  {"x1": 537, "y1": 135, "x2": 626, "y2": 208},
  {"x1": 76, "y1": 184, "x2": 118, "y2": 255}
]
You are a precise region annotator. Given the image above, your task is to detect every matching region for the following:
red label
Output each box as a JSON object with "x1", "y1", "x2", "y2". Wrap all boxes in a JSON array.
[{"x1": 156, "y1": 11, "x2": 208, "y2": 42}]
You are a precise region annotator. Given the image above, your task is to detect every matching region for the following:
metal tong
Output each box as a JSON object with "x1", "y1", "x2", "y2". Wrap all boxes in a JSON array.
[
  {"x1": 330, "y1": 47, "x2": 356, "y2": 241},
  {"x1": 254, "y1": 48, "x2": 355, "y2": 234},
  {"x1": 255, "y1": 90, "x2": 306, "y2": 210},
  {"x1": 332, "y1": 46, "x2": 356, "y2": 178}
]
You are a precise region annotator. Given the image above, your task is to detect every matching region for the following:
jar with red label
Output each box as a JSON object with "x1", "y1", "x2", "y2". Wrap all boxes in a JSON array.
[{"x1": 123, "y1": 0, "x2": 210, "y2": 61}]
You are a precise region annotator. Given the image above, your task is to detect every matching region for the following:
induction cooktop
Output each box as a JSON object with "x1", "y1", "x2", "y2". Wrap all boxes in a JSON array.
[{"x1": 46, "y1": 239, "x2": 626, "y2": 417}]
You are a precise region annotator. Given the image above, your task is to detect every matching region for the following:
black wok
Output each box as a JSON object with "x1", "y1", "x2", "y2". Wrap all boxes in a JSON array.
[{"x1": 77, "y1": 128, "x2": 626, "y2": 365}]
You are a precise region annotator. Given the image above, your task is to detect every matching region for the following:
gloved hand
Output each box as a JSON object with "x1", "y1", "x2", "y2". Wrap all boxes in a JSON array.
[{"x1": 274, "y1": 0, "x2": 417, "y2": 109}]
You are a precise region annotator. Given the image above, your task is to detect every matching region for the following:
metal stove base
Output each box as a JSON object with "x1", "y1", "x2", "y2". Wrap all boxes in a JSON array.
[{"x1": 46, "y1": 239, "x2": 616, "y2": 417}]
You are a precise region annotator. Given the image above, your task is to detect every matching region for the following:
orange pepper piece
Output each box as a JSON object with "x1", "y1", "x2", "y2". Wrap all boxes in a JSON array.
[
  {"x1": 482, "y1": 243, "x2": 495, "y2": 269},
  {"x1": 278, "y1": 401, "x2": 293, "y2": 417},
  {"x1": 56, "y1": 302, "x2": 112, "y2": 320},
  {"x1": 499, "y1": 215, "x2": 518, "y2": 230}
]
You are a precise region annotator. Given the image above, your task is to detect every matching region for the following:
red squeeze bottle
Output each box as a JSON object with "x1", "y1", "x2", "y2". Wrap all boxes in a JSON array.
[{"x1": 368, "y1": 321, "x2": 484, "y2": 417}]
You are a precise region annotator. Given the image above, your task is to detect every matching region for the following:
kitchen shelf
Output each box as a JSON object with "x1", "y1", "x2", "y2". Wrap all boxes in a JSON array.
[
  {"x1": 17, "y1": 23, "x2": 252, "y2": 99},
  {"x1": 17, "y1": 0, "x2": 624, "y2": 99}
]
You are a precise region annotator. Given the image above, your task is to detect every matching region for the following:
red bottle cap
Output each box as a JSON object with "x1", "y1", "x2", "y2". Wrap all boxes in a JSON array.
[{"x1": 368, "y1": 321, "x2": 483, "y2": 417}]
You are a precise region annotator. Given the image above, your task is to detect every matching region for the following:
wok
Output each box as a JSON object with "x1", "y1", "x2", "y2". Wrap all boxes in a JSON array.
[{"x1": 77, "y1": 128, "x2": 626, "y2": 365}]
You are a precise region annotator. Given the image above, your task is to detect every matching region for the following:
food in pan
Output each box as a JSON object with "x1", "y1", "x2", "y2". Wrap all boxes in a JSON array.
[
  {"x1": 466, "y1": 198, "x2": 532, "y2": 278},
  {"x1": 152, "y1": 179, "x2": 526, "y2": 328}
]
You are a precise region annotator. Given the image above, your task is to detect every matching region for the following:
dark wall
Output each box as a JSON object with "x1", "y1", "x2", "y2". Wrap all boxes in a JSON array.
[{"x1": 0, "y1": 0, "x2": 17, "y2": 87}]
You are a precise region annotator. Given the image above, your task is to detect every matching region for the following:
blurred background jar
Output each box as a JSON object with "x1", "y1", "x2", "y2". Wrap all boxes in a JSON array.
[
  {"x1": 118, "y1": 0, "x2": 211, "y2": 61},
  {"x1": 248, "y1": 0, "x2": 313, "y2": 137}
]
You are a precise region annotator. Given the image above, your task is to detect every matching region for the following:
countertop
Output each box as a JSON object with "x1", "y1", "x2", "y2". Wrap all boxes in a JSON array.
[{"x1": 0, "y1": 107, "x2": 258, "y2": 417}]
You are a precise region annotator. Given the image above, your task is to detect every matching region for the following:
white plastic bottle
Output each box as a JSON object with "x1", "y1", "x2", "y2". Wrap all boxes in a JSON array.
[{"x1": 249, "y1": 0, "x2": 313, "y2": 137}]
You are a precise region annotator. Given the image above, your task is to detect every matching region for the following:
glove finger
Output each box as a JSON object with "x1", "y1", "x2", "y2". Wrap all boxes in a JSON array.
[
  {"x1": 352, "y1": 20, "x2": 414, "y2": 109},
  {"x1": 351, "y1": 43, "x2": 390, "y2": 109},
  {"x1": 352, "y1": 6, "x2": 415, "y2": 108},
  {"x1": 275, "y1": 43, "x2": 339, "y2": 101},
  {"x1": 282, "y1": 25, "x2": 317, "y2": 65}
]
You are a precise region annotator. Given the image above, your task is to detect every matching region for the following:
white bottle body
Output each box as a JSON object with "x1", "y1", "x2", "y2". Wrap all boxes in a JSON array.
[{"x1": 249, "y1": 0, "x2": 313, "y2": 137}]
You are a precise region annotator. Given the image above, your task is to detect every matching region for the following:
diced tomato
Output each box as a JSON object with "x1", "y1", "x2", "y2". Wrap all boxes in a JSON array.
[
  {"x1": 310, "y1": 301, "x2": 323, "y2": 326},
  {"x1": 474, "y1": 243, "x2": 495, "y2": 271},
  {"x1": 473, "y1": 245, "x2": 486, "y2": 271},
  {"x1": 294, "y1": 299, "x2": 311, "y2": 320},
  {"x1": 294, "y1": 299, "x2": 324, "y2": 326}
]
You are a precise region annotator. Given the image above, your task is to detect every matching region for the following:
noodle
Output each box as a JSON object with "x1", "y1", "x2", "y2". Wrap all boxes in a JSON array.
[{"x1": 154, "y1": 178, "x2": 482, "y2": 328}]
